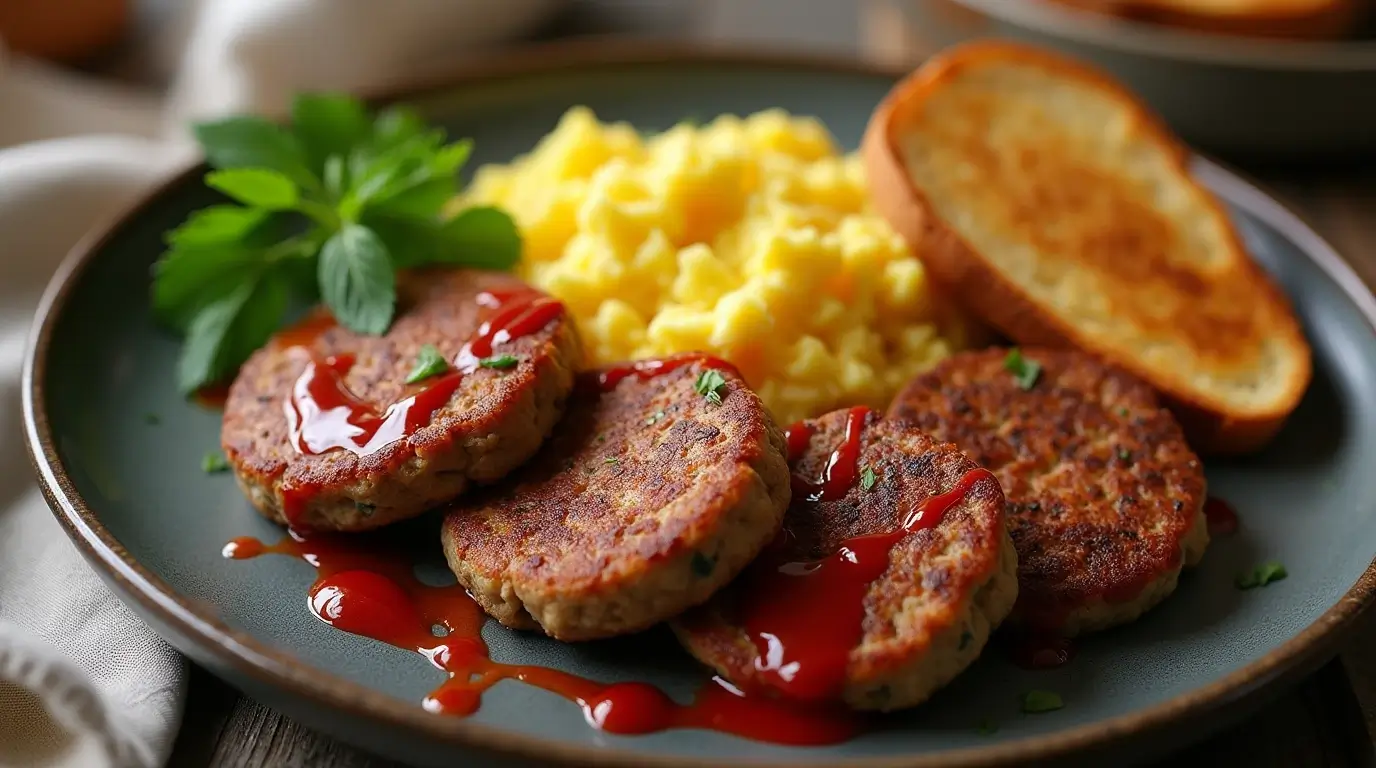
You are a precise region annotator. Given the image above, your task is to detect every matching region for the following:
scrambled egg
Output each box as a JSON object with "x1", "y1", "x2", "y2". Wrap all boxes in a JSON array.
[{"x1": 460, "y1": 107, "x2": 973, "y2": 424}]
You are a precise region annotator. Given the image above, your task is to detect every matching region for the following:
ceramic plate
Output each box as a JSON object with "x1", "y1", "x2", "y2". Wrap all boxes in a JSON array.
[{"x1": 23, "y1": 44, "x2": 1376, "y2": 767}]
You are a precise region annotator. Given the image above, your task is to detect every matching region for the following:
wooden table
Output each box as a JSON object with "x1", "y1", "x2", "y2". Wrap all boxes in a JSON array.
[{"x1": 162, "y1": 1, "x2": 1376, "y2": 764}]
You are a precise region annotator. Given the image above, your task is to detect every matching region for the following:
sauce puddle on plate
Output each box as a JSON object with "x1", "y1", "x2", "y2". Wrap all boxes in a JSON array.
[
  {"x1": 223, "y1": 530, "x2": 859, "y2": 745},
  {"x1": 1204, "y1": 496, "x2": 1239, "y2": 536}
]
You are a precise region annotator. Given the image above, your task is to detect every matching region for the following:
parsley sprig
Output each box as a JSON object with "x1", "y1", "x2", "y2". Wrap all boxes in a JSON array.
[
  {"x1": 406, "y1": 344, "x2": 449, "y2": 384},
  {"x1": 1003, "y1": 348, "x2": 1041, "y2": 390},
  {"x1": 695, "y1": 369, "x2": 728, "y2": 405},
  {"x1": 153, "y1": 93, "x2": 521, "y2": 394},
  {"x1": 1236, "y1": 561, "x2": 1287, "y2": 589}
]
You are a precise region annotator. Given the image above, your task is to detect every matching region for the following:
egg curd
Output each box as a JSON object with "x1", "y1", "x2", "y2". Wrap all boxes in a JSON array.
[{"x1": 459, "y1": 107, "x2": 974, "y2": 424}]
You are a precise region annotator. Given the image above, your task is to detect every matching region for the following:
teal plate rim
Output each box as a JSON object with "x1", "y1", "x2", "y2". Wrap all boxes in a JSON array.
[{"x1": 20, "y1": 39, "x2": 1376, "y2": 768}]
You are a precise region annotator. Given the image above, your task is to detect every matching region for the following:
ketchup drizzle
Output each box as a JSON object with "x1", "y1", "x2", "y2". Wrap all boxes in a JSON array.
[
  {"x1": 277, "y1": 289, "x2": 564, "y2": 526},
  {"x1": 1204, "y1": 496, "x2": 1239, "y2": 536},
  {"x1": 737, "y1": 467, "x2": 996, "y2": 702},
  {"x1": 465, "y1": 288, "x2": 565, "y2": 360},
  {"x1": 597, "y1": 353, "x2": 736, "y2": 391},
  {"x1": 285, "y1": 289, "x2": 562, "y2": 459},
  {"x1": 284, "y1": 355, "x2": 464, "y2": 456},
  {"x1": 223, "y1": 532, "x2": 859, "y2": 745},
  {"x1": 785, "y1": 406, "x2": 871, "y2": 502}
]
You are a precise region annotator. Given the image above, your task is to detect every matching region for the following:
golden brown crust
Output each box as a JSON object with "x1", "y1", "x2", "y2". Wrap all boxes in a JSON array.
[
  {"x1": 1046, "y1": 0, "x2": 1363, "y2": 40},
  {"x1": 861, "y1": 39, "x2": 1311, "y2": 455},
  {"x1": 887, "y1": 348, "x2": 1208, "y2": 635},
  {"x1": 222, "y1": 268, "x2": 581, "y2": 531},
  {"x1": 673, "y1": 412, "x2": 1017, "y2": 711},
  {"x1": 441, "y1": 357, "x2": 791, "y2": 641}
]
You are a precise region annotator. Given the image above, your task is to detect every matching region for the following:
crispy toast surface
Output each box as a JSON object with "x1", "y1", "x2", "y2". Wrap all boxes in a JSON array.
[
  {"x1": 862, "y1": 41, "x2": 1311, "y2": 454},
  {"x1": 1047, "y1": 0, "x2": 1362, "y2": 39}
]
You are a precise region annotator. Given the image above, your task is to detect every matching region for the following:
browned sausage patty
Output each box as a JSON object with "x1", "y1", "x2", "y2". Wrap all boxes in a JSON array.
[
  {"x1": 440, "y1": 356, "x2": 791, "y2": 641},
  {"x1": 222, "y1": 269, "x2": 581, "y2": 532},
  {"x1": 672, "y1": 410, "x2": 1018, "y2": 712},
  {"x1": 887, "y1": 348, "x2": 1208, "y2": 636}
]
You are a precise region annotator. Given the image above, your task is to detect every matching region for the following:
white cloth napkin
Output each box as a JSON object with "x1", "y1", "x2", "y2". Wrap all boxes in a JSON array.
[{"x1": 0, "y1": 1, "x2": 561, "y2": 766}]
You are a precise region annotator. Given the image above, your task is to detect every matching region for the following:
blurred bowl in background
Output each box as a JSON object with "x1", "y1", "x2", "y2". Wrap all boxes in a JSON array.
[
  {"x1": 0, "y1": 0, "x2": 130, "y2": 63},
  {"x1": 887, "y1": 0, "x2": 1376, "y2": 160}
]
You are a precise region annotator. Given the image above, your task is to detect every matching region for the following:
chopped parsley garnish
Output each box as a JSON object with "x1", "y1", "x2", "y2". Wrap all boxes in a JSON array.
[
  {"x1": 645, "y1": 409, "x2": 667, "y2": 426},
  {"x1": 975, "y1": 719, "x2": 999, "y2": 735},
  {"x1": 152, "y1": 93, "x2": 520, "y2": 394},
  {"x1": 694, "y1": 369, "x2": 727, "y2": 405},
  {"x1": 1003, "y1": 348, "x2": 1041, "y2": 390},
  {"x1": 406, "y1": 344, "x2": 449, "y2": 383},
  {"x1": 604, "y1": 456, "x2": 620, "y2": 465},
  {"x1": 1118, "y1": 407, "x2": 1130, "y2": 417},
  {"x1": 479, "y1": 354, "x2": 519, "y2": 370},
  {"x1": 202, "y1": 451, "x2": 230, "y2": 473},
  {"x1": 861, "y1": 466, "x2": 877, "y2": 491},
  {"x1": 1236, "y1": 561, "x2": 1288, "y2": 590},
  {"x1": 1117, "y1": 448, "x2": 1132, "y2": 462},
  {"x1": 1021, "y1": 690, "x2": 1063, "y2": 714}
]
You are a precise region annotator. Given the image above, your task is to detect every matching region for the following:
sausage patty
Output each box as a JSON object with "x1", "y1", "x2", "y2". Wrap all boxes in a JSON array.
[
  {"x1": 887, "y1": 348, "x2": 1208, "y2": 636},
  {"x1": 222, "y1": 269, "x2": 582, "y2": 531},
  {"x1": 673, "y1": 410, "x2": 1018, "y2": 712},
  {"x1": 440, "y1": 355, "x2": 791, "y2": 641}
]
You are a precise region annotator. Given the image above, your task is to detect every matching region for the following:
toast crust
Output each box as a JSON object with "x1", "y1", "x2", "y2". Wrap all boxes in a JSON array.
[
  {"x1": 1046, "y1": 0, "x2": 1362, "y2": 40},
  {"x1": 862, "y1": 40, "x2": 1311, "y2": 455}
]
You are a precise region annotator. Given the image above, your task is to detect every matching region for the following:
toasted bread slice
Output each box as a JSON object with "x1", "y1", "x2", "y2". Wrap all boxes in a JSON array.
[
  {"x1": 1047, "y1": 0, "x2": 1362, "y2": 40},
  {"x1": 862, "y1": 41, "x2": 1311, "y2": 454}
]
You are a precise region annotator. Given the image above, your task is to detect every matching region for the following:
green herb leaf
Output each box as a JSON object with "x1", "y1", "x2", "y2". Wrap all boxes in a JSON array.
[
  {"x1": 1117, "y1": 448, "x2": 1132, "y2": 462},
  {"x1": 1237, "y1": 561, "x2": 1287, "y2": 590},
  {"x1": 1021, "y1": 690, "x2": 1063, "y2": 714},
  {"x1": 176, "y1": 270, "x2": 289, "y2": 394},
  {"x1": 407, "y1": 344, "x2": 449, "y2": 384},
  {"x1": 152, "y1": 244, "x2": 265, "y2": 333},
  {"x1": 370, "y1": 106, "x2": 428, "y2": 150},
  {"x1": 159, "y1": 96, "x2": 523, "y2": 393},
  {"x1": 604, "y1": 456, "x2": 620, "y2": 465},
  {"x1": 193, "y1": 116, "x2": 312, "y2": 185},
  {"x1": 291, "y1": 93, "x2": 370, "y2": 176},
  {"x1": 430, "y1": 140, "x2": 473, "y2": 176},
  {"x1": 206, "y1": 168, "x2": 299, "y2": 210},
  {"x1": 164, "y1": 205, "x2": 268, "y2": 247},
  {"x1": 861, "y1": 466, "x2": 877, "y2": 491},
  {"x1": 646, "y1": 409, "x2": 667, "y2": 426},
  {"x1": 695, "y1": 369, "x2": 727, "y2": 406},
  {"x1": 479, "y1": 355, "x2": 519, "y2": 370},
  {"x1": 176, "y1": 279, "x2": 254, "y2": 393},
  {"x1": 202, "y1": 451, "x2": 230, "y2": 473},
  {"x1": 1003, "y1": 348, "x2": 1042, "y2": 390},
  {"x1": 436, "y1": 206, "x2": 522, "y2": 269},
  {"x1": 318, "y1": 223, "x2": 395, "y2": 334},
  {"x1": 369, "y1": 177, "x2": 458, "y2": 219}
]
